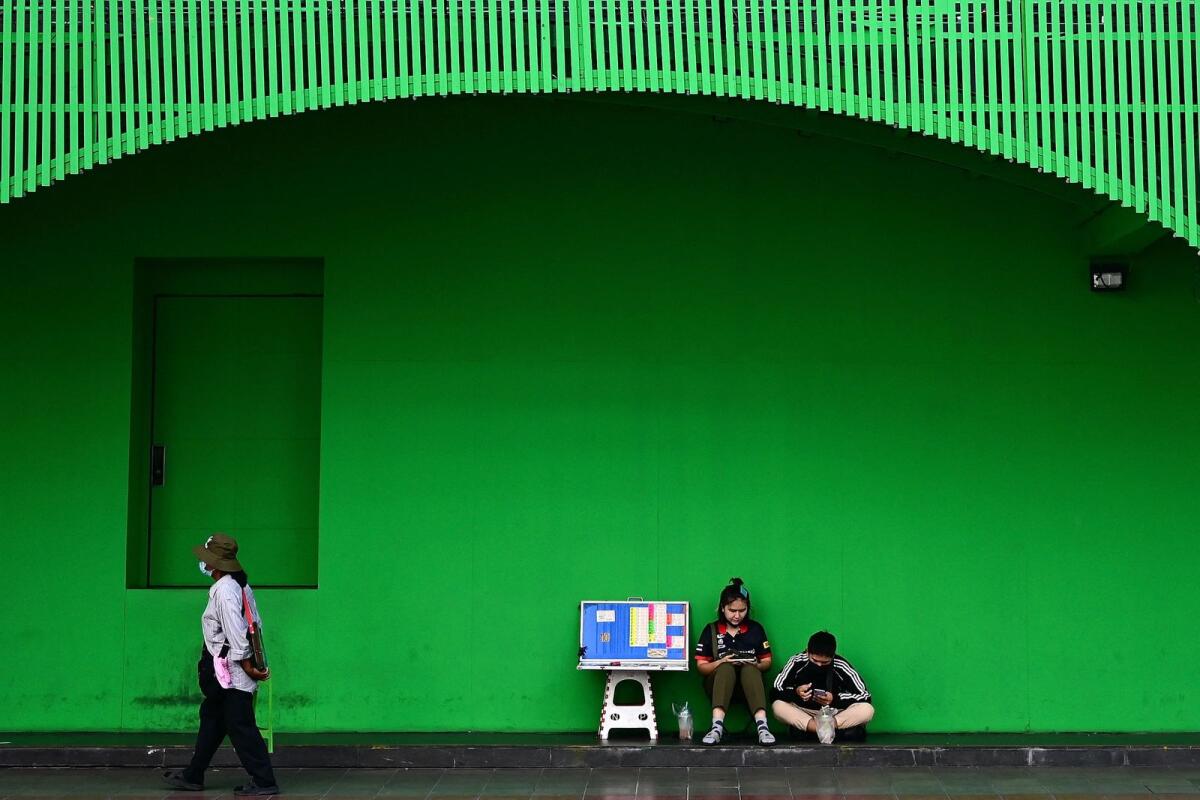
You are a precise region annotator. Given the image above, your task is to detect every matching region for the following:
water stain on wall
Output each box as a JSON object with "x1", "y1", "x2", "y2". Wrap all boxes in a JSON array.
[{"x1": 131, "y1": 695, "x2": 193, "y2": 708}]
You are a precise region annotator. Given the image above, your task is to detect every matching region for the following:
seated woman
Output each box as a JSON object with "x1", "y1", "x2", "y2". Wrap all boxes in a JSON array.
[{"x1": 694, "y1": 578, "x2": 775, "y2": 745}]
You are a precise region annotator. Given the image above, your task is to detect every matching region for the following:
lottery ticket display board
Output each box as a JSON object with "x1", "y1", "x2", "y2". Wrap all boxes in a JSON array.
[{"x1": 578, "y1": 600, "x2": 690, "y2": 670}]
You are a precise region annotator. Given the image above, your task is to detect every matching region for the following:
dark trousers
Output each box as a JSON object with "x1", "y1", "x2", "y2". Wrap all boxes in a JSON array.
[{"x1": 183, "y1": 650, "x2": 277, "y2": 789}]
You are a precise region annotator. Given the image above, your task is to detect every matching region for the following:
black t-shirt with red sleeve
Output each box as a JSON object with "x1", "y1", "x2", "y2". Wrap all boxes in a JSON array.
[{"x1": 694, "y1": 620, "x2": 772, "y2": 664}]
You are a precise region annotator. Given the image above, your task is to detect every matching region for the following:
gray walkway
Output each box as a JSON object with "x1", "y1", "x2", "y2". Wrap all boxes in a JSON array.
[{"x1": 4, "y1": 766, "x2": 1200, "y2": 800}]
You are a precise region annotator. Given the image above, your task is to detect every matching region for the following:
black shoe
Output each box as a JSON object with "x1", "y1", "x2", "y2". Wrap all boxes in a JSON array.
[
  {"x1": 838, "y1": 724, "x2": 868, "y2": 743},
  {"x1": 234, "y1": 784, "x2": 281, "y2": 796},
  {"x1": 162, "y1": 770, "x2": 204, "y2": 791}
]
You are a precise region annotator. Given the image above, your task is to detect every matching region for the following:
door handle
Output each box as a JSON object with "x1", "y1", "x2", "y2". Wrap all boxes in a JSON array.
[{"x1": 151, "y1": 444, "x2": 166, "y2": 487}]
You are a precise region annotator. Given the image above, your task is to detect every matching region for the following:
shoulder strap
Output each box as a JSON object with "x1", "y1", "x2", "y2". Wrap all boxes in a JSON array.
[
  {"x1": 711, "y1": 623, "x2": 720, "y2": 655},
  {"x1": 241, "y1": 588, "x2": 257, "y2": 633}
]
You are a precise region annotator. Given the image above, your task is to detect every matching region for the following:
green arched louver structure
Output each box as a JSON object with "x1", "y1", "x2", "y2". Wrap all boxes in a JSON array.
[{"x1": 1, "y1": 0, "x2": 1197, "y2": 245}]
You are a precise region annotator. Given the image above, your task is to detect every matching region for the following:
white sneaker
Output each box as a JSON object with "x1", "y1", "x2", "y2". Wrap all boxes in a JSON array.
[
  {"x1": 701, "y1": 726, "x2": 724, "y2": 745},
  {"x1": 757, "y1": 726, "x2": 776, "y2": 746}
]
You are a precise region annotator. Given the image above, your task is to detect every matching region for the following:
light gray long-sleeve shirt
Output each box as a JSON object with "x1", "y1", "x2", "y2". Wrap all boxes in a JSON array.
[{"x1": 201, "y1": 574, "x2": 264, "y2": 694}]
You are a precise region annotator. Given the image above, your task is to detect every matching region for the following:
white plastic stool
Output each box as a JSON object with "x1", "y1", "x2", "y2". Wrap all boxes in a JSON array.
[{"x1": 598, "y1": 670, "x2": 658, "y2": 740}]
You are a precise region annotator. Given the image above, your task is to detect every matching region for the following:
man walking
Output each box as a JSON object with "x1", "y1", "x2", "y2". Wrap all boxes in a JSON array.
[{"x1": 163, "y1": 534, "x2": 280, "y2": 796}]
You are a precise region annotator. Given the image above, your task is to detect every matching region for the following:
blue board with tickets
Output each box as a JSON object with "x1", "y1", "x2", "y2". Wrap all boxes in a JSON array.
[{"x1": 578, "y1": 600, "x2": 690, "y2": 671}]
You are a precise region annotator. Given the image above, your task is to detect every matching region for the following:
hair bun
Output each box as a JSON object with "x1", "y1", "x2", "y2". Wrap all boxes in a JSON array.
[{"x1": 716, "y1": 578, "x2": 752, "y2": 618}]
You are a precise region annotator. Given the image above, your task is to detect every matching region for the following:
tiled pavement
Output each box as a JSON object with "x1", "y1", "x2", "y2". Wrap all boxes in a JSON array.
[{"x1": 5, "y1": 767, "x2": 1200, "y2": 800}]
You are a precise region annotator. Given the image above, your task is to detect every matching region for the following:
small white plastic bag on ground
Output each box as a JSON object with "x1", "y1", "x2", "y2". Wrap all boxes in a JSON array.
[
  {"x1": 672, "y1": 702, "x2": 693, "y2": 742},
  {"x1": 816, "y1": 706, "x2": 837, "y2": 744}
]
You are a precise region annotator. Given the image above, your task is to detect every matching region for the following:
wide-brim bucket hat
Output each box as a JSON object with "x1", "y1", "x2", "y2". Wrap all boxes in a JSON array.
[{"x1": 193, "y1": 533, "x2": 244, "y2": 572}]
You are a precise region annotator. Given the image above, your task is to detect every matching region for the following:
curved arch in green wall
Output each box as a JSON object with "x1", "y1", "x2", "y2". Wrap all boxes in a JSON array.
[{"x1": 1, "y1": 0, "x2": 1197, "y2": 248}]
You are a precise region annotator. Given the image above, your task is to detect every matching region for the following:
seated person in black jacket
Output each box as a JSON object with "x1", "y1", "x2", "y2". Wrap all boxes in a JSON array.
[{"x1": 770, "y1": 630, "x2": 873, "y2": 739}]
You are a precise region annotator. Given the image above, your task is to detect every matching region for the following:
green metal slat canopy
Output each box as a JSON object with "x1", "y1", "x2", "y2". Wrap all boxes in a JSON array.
[{"x1": 0, "y1": 0, "x2": 1197, "y2": 246}]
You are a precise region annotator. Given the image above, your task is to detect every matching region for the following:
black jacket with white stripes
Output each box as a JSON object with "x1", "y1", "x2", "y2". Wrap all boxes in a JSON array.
[{"x1": 770, "y1": 652, "x2": 872, "y2": 710}]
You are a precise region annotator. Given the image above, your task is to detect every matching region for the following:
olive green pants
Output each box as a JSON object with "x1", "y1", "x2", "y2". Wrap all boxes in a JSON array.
[{"x1": 703, "y1": 662, "x2": 768, "y2": 714}]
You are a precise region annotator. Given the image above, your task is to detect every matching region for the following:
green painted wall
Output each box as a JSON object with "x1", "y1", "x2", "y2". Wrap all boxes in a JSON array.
[{"x1": 1, "y1": 96, "x2": 1198, "y2": 734}]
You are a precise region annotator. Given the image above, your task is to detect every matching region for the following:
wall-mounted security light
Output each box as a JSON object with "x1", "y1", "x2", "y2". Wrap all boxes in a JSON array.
[{"x1": 1091, "y1": 263, "x2": 1128, "y2": 292}]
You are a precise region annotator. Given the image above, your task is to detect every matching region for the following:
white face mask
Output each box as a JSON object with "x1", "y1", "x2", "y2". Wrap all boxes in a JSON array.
[{"x1": 198, "y1": 535, "x2": 216, "y2": 577}]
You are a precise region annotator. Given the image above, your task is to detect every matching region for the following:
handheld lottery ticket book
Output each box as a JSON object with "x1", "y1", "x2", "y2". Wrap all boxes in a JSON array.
[{"x1": 578, "y1": 601, "x2": 690, "y2": 671}]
